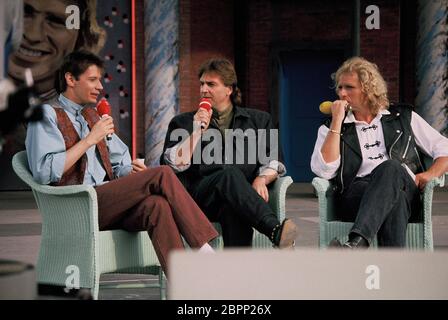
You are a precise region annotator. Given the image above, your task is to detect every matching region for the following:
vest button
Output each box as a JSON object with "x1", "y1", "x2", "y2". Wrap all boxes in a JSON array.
[
  {"x1": 396, "y1": 130, "x2": 401, "y2": 133},
  {"x1": 397, "y1": 113, "x2": 400, "y2": 116}
]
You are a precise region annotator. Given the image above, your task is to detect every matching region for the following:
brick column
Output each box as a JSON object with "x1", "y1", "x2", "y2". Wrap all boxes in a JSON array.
[{"x1": 360, "y1": 0, "x2": 400, "y2": 102}]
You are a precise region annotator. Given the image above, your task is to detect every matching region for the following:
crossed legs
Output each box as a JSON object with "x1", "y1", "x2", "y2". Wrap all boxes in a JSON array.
[{"x1": 95, "y1": 165, "x2": 218, "y2": 274}]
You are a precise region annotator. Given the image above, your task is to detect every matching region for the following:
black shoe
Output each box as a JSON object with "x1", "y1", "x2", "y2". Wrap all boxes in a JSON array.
[
  {"x1": 328, "y1": 238, "x2": 343, "y2": 247},
  {"x1": 328, "y1": 236, "x2": 369, "y2": 249},
  {"x1": 343, "y1": 235, "x2": 369, "y2": 249}
]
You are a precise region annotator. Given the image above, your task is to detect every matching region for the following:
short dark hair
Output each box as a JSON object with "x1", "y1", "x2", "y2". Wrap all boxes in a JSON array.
[
  {"x1": 198, "y1": 58, "x2": 242, "y2": 106},
  {"x1": 57, "y1": 50, "x2": 104, "y2": 93}
]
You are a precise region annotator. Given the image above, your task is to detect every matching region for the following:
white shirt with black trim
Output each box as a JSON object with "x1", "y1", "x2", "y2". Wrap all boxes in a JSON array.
[{"x1": 310, "y1": 109, "x2": 448, "y2": 181}]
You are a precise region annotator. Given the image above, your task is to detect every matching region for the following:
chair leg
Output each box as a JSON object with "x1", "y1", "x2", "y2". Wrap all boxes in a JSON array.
[
  {"x1": 159, "y1": 268, "x2": 167, "y2": 300},
  {"x1": 37, "y1": 284, "x2": 94, "y2": 299},
  {"x1": 92, "y1": 267, "x2": 100, "y2": 300}
]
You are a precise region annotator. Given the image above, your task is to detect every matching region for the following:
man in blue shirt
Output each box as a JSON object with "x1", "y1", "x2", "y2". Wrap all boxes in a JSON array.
[{"x1": 26, "y1": 50, "x2": 218, "y2": 275}]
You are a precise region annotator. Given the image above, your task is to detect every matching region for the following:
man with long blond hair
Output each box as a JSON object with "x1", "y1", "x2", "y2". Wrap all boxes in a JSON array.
[{"x1": 311, "y1": 57, "x2": 448, "y2": 248}]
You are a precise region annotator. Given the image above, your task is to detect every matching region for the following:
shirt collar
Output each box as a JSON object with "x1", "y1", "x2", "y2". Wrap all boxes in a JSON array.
[
  {"x1": 213, "y1": 103, "x2": 233, "y2": 120},
  {"x1": 343, "y1": 109, "x2": 391, "y2": 124},
  {"x1": 58, "y1": 94, "x2": 84, "y2": 116},
  {"x1": 233, "y1": 105, "x2": 251, "y2": 118}
]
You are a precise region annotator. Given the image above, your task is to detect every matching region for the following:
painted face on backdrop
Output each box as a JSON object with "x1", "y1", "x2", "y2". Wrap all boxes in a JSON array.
[
  {"x1": 200, "y1": 72, "x2": 233, "y2": 109},
  {"x1": 8, "y1": 0, "x2": 79, "y2": 94}
]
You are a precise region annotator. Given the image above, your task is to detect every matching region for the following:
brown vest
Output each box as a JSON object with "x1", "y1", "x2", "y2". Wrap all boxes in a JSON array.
[{"x1": 51, "y1": 102, "x2": 115, "y2": 186}]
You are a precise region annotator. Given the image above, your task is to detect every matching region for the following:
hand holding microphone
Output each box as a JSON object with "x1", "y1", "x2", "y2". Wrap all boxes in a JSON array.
[
  {"x1": 319, "y1": 100, "x2": 353, "y2": 115},
  {"x1": 319, "y1": 100, "x2": 355, "y2": 125},
  {"x1": 97, "y1": 98, "x2": 113, "y2": 140},
  {"x1": 195, "y1": 98, "x2": 212, "y2": 130}
]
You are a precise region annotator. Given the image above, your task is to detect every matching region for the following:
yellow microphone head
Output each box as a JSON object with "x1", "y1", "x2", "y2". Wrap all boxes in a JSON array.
[{"x1": 319, "y1": 101, "x2": 333, "y2": 115}]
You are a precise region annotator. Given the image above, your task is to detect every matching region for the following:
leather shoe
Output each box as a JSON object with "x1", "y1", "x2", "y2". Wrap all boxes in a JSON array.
[
  {"x1": 328, "y1": 236, "x2": 369, "y2": 249},
  {"x1": 328, "y1": 238, "x2": 343, "y2": 247},
  {"x1": 343, "y1": 235, "x2": 368, "y2": 248}
]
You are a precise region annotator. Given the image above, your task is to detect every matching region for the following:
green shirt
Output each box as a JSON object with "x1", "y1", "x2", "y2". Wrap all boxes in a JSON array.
[{"x1": 212, "y1": 104, "x2": 234, "y2": 136}]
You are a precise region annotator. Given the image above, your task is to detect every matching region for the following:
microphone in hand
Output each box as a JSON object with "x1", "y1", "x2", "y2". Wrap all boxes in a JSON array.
[
  {"x1": 198, "y1": 98, "x2": 212, "y2": 129},
  {"x1": 97, "y1": 98, "x2": 113, "y2": 140},
  {"x1": 319, "y1": 101, "x2": 353, "y2": 115}
]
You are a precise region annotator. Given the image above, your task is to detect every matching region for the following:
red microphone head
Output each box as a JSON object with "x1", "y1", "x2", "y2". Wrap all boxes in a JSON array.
[
  {"x1": 198, "y1": 98, "x2": 212, "y2": 111},
  {"x1": 97, "y1": 98, "x2": 111, "y2": 116}
]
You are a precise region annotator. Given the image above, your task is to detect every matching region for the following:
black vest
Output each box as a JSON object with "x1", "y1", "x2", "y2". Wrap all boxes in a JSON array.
[{"x1": 326, "y1": 104, "x2": 426, "y2": 193}]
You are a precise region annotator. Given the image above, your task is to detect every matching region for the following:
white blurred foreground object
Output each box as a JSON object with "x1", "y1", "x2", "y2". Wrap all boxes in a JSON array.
[
  {"x1": 0, "y1": 78, "x2": 16, "y2": 111},
  {"x1": 169, "y1": 249, "x2": 448, "y2": 300}
]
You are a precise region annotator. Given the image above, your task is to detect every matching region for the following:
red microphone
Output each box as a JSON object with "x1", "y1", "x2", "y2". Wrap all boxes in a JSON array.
[
  {"x1": 97, "y1": 98, "x2": 112, "y2": 140},
  {"x1": 198, "y1": 98, "x2": 212, "y2": 129}
]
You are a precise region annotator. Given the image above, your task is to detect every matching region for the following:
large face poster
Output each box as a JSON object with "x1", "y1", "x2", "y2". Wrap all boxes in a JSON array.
[{"x1": 1, "y1": 0, "x2": 132, "y2": 190}]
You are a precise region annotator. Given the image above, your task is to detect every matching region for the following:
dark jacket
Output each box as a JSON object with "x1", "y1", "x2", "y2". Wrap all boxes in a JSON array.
[
  {"x1": 326, "y1": 103, "x2": 425, "y2": 193},
  {"x1": 161, "y1": 106, "x2": 277, "y2": 193}
]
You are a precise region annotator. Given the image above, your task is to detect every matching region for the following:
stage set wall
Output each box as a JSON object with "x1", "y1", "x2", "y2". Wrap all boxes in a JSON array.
[
  {"x1": 1, "y1": 0, "x2": 447, "y2": 189},
  {"x1": 140, "y1": 0, "x2": 448, "y2": 179}
]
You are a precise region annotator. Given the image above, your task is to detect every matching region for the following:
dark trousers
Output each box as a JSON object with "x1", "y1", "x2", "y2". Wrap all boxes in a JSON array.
[
  {"x1": 339, "y1": 160, "x2": 421, "y2": 247},
  {"x1": 190, "y1": 167, "x2": 280, "y2": 246},
  {"x1": 95, "y1": 165, "x2": 218, "y2": 275}
]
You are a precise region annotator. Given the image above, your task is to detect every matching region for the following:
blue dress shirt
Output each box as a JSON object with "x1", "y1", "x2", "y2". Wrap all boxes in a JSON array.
[{"x1": 26, "y1": 94, "x2": 132, "y2": 186}]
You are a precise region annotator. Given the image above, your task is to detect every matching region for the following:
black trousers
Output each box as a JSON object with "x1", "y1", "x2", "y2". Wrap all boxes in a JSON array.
[
  {"x1": 190, "y1": 167, "x2": 280, "y2": 246},
  {"x1": 338, "y1": 160, "x2": 421, "y2": 247}
]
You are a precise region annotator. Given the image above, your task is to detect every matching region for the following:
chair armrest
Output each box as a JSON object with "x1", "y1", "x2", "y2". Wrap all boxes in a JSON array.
[
  {"x1": 311, "y1": 177, "x2": 331, "y2": 195},
  {"x1": 421, "y1": 176, "x2": 444, "y2": 217},
  {"x1": 422, "y1": 176, "x2": 444, "y2": 206},
  {"x1": 312, "y1": 177, "x2": 337, "y2": 221},
  {"x1": 267, "y1": 176, "x2": 293, "y2": 221},
  {"x1": 419, "y1": 176, "x2": 444, "y2": 249},
  {"x1": 31, "y1": 184, "x2": 99, "y2": 237},
  {"x1": 31, "y1": 182, "x2": 96, "y2": 197}
]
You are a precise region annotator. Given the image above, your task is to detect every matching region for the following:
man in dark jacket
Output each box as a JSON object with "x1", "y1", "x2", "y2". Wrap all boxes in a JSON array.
[{"x1": 161, "y1": 58, "x2": 297, "y2": 248}]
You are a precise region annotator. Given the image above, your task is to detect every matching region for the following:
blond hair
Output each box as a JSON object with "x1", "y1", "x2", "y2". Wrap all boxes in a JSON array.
[{"x1": 333, "y1": 57, "x2": 389, "y2": 114}]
